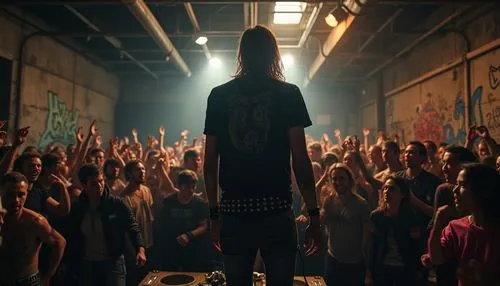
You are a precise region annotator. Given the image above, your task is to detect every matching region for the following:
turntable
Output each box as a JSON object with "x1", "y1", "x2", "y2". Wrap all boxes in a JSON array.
[{"x1": 139, "y1": 271, "x2": 325, "y2": 286}]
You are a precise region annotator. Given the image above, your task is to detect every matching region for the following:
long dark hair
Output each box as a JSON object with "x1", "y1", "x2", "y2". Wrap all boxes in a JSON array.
[
  {"x1": 377, "y1": 175, "x2": 413, "y2": 216},
  {"x1": 234, "y1": 25, "x2": 284, "y2": 81},
  {"x1": 461, "y1": 163, "x2": 500, "y2": 226}
]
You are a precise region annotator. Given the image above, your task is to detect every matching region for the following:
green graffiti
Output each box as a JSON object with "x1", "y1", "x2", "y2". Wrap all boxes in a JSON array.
[{"x1": 39, "y1": 91, "x2": 79, "y2": 149}]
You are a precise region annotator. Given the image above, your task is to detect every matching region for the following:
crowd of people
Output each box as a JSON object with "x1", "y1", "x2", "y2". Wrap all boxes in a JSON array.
[
  {"x1": 0, "y1": 118, "x2": 499, "y2": 286},
  {"x1": 1, "y1": 24, "x2": 500, "y2": 286}
]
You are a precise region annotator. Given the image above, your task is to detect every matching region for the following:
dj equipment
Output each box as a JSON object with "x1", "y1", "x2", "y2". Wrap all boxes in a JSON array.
[{"x1": 139, "y1": 271, "x2": 326, "y2": 286}]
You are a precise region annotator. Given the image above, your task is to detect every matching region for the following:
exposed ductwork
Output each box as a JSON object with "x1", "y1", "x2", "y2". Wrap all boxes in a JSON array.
[
  {"x1": 365, "y1": 6, "x2": 470, "y2": 78},
  {"x1": 64, "y1": 5, "x2": 158, "y2": 79},
  {"x1": 122, "y1": 0, "x2": 191, "y2": 77},
  {"x1": 184, "y1": 3, "x2": 212, "y2": 60},
  {"x1": 250, "y1": 2, "x2": 258, "y2": 27},
  {"x1": 304, "y1": 0, "x2": 365, "y2": 86}
]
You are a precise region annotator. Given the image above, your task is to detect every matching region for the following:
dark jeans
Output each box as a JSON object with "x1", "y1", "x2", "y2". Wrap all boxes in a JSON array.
[
  {"x1": 80, "y1": 256, "x2": 126, "y2": 286},
  {"x1": 220, "y1": 209, "x2": 298, "y2": 286},
  {"x1": 324, "y1": 254, "x2": 365, "y2": 286},
  {"x1": 373, "y1": 265, "x2": 416, "y2": 286}
]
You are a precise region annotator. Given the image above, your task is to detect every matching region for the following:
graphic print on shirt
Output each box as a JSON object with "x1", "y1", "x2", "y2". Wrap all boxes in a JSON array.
[{"x1": 228, "y1": 91, "x2": 272, "y2": 154}]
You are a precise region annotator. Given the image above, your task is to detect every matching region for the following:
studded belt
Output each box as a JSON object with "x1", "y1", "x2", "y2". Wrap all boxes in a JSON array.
[
  {"x1": 220, "y1": 196, "x2": 292, "y2": 215},
  {"x1": 2, "y1": 272, "x2": 41, "y2": 286}
]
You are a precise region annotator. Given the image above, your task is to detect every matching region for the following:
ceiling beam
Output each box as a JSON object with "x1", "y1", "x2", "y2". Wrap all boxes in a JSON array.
[
  {"x1": 333, "y1": 8, "x2": 403, "y2": 80},
  {"x1": 365, "y1": 6, "x2": 470, "y2": 78},
  {"x1": 6, "y1": 0, "x2": 498, "y2": 4},
  {"x1": 184, "y1": 2, "x2": 212, "y2": 60},
  {"x1": 122, "y1": 0, "x2": 191, "y2": 77},
  {"x1": 63, "y1": 5, "x2": 158, "y2": 79},
  {"x1": 92, "y1": 48, "x2": 388, "y2": 58},
  {"x1": 304, "y1": 14, "x2": 357, "y2": 87}
]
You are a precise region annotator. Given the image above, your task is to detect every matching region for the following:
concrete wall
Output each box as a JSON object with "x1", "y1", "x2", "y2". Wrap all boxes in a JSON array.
[
  {"x1": 359, "y1": 7, "x2": 500, "y2": 145},
  {"x1": 0, "y1": 12, "x2": 119, "y2": 149}
]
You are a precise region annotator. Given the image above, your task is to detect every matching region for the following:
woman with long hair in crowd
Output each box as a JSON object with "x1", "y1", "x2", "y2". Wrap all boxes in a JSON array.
[
  {"x1": 429, "y1": 163, "x2": 500, "y2": 285},
  {"x1": 368, "y1": 176, "x2": 420, "y2": 286},
  {"x1": 321, "y1": 163, "x2": 371, "y2": 286}
]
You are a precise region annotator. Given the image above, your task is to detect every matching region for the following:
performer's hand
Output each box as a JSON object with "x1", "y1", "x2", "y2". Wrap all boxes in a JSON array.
[
  {"x1": 211, "y1": 219, "x2": 222, "y2": 252},
  {"x1": 136, "y1": 247, "x2": 147, "y2": 267},
  {"x1": 304, "y1": 217, "x2": 321, "y2": 256},
  {"x1": 176, "y1": 234, "x2": 190, "y2": 247}
]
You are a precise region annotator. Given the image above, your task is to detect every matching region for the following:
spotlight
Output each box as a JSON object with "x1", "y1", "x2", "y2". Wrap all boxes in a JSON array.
[
  {"x1": 325, "y1": 5, "x2": 348, "y2": 28},
  {"x1": 209, "y1": 57, "x2": 222, "y2": 67},
  {"x1": 194, "y1": 33, "x2": 208, "y2": 45},
  {"x1": 282, "y1": 54, "x2": 295, "y2": 68}
]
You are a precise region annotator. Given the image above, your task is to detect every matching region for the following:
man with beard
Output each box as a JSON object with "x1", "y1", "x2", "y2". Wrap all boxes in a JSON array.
[
  {"x1": 103, "y1": 159, "x2": 125, "y2": 196},
  {"x1": 0, "y1": 172, "x2": 66, "y2": 286},
  {"x1": 121, "y1": 160, "x2": 154, "y2": 286}
]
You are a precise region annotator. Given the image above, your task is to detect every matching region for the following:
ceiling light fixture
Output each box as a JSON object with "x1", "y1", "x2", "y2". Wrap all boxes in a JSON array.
[{"x1": 325, "y1": 5, "x2": 348, "y2": 28}]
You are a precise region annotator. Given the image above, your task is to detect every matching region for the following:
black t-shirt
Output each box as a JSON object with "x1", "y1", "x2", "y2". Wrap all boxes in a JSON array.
[
  {"x1": 203, "y1": 76, "x2": 312, "y2": 201},
  {"x1": 25, "y1": 182, "x2": 49, "y2": 215},
  {"x1": 396, "y1": 169, "x2": 442, "y2": 228},
  {"x1": 160, "y1": 193, "x2": 209, "y2": 242}
]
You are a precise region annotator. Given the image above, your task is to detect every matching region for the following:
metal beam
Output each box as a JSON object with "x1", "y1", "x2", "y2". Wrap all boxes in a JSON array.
[
  {"x1": 365, "y1": 6, "x2": 470, "y2": 78},
  {"x1": 333, "y1": 8, "x2": 403, "y2": 80},
  {"x1": 123, "y1": 0, "x2": 191, "y2": 77},
  {"x1": 280, "y1": 3, "x2": 324, "y2": 49},
  {"x1": 184, "y1": 2, "x2": 212, "y2": 60},
  {"x1": 59, "y1": 32, "x2": 298, "y2": 42},
  {"x1": 93, "y1": 48, "x2": 387, "y2": 57},
  {"x1": 63, "y1": 5, "x2": 158, "y2": 79},
  {"x1": 7, "y1": 0, "x2": 497, "y2": 4},
  {"x1": 243, "y1": 3, "x2": 250, "y2": 28},
  {"x1": 304, "y1": 14, "x2": 357, "y2": 87}
]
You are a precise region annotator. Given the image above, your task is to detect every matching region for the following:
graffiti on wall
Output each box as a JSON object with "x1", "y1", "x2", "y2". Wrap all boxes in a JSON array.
[
  {"x1": 388, "y1": 55, "x2": 500, "y2": 145},
  {"x1": 39, "y1": 91, "x2": 79, "y2": 149},
  {"x1": 490, "y1": 65, "x2": 499, "y2": 90}
]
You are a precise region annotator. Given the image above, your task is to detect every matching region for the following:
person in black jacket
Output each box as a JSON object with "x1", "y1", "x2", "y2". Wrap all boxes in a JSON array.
[
  {"x1": 368, "y1": 176, "x2": 420, "y2": 286},
  {"x1": 63, "y1": 164, "x2": 146, "y2": 286}
]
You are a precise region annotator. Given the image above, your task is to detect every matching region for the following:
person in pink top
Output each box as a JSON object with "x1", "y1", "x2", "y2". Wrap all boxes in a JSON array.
[{"x1": 428, "y1": 163, "x2": 500, "y2": 286}]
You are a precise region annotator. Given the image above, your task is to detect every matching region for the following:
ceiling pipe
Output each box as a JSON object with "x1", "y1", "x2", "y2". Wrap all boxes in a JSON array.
[
  {"x1": 365, "y1": 6, "x2": 470, "y2": 78},
  {"x1": 9, "y1": 0, "x2": 496, "y2": 4},
  {"x1": 332, "y1": 8, "x2": 403, "y2": 80},
  {"x1": 304, "y1": 19, "x2": 356, "y2": 86},
  {"x1": 243, "y1": 3, "x2": 250, "y2": 28},
  {"x1": 122, "y1": 0, "x2": 191, "y2": 77},
  {"x1": 184, "y1": 3, "x2": 212, "y2": 60},
  {"x1": 64, "y1": 5, "x2": 158, "y2": 79},
  {"x1": 279, "y1": 3, "x2": 324, "y2": 49},
  {"x1": 250, "y1": 2, "x2": 258, "y2": 27}
]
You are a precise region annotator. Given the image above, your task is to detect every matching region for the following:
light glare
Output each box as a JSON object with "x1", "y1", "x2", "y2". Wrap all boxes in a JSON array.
[
  {"x1": 282, "y1": 54, "x2": 294, "y2": 68},
  {"x1": 209, "y1": 57, "x2": 222, "y2": 67}
]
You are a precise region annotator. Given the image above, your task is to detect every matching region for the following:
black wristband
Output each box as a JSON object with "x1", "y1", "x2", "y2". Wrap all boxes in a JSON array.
[
  {"x1": 307, "y1": 208, "x2": 320, "y2": 217},
  {"x1": 209, "y1": 206, "x2": 220, "y2": 220},
  {"x1": 185, "y1": 231, "x2": 194, "y2": 240}
]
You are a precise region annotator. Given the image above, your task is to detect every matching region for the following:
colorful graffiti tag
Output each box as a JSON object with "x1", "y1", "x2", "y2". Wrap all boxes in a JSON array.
[{"x1": 39, "y1": 91, "x2": 79, "y2": 149}]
